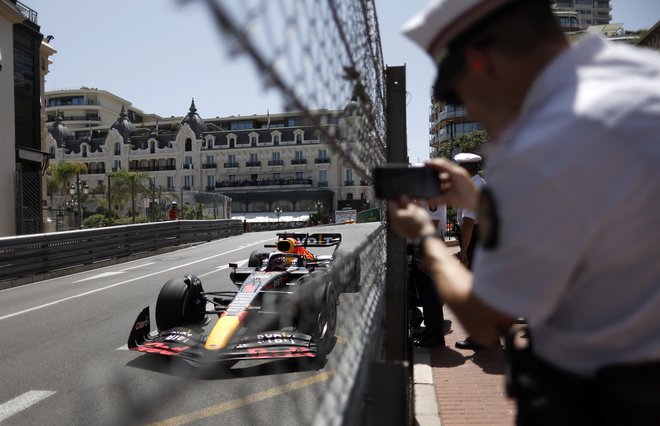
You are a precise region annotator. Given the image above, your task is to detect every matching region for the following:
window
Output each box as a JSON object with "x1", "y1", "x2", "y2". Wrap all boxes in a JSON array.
[
  {"x1": 318, "y1": 149, "x2": 328, "y2": 159},
  {"x1": 272, "y1": 152, "x2": 281, "y2": 161},
  {"x1": 296, "y1": 133, "x2": 303, "y2": 144},
  {"x1": 207, "y1": 138, "x2": 214, "y2": 148},
  {"x1": 82, "y1": 145, "x2": 87, "y2": 158},
  {"x1": 184, "y1": 156, "x2": 193, "y2": 169},
  {"x1": 114, "y1": 143, "x2": 121, "y2": 155},
  {"x1": 167, "y1": 176, "x2": 174, "y2": 190},
  {"x1": 230, "y1": 120, "x2": 254, "y2": 130},
  {"x1": 113, "y1": 160, "x2": 121, "y2": 171},
  {"x1": 207, "y1": 175, "x2": 215, "y2": 188},
  {"x1": 249, "y1": 153, "x2": 259, "y2": 162},
  {"x1": 150, "y1": 141, "x2": 155, "y2": 154},
  {"x1": 185, "y1": 138, "x2": 192, "y2": 151},
  {"x1": 345, "y1": 169, "x2": 354, "y2": 186},
  {"x1": 49, "y1": 146, "x2": 55, "y2": 159},
  {"x1": 319, "y1": 170, "x2": 327, "y2": 183},
  {"x1": 228, "y1": 154, "x2": 236, "y2": 165},
  {"x1": 206, "y1": 155, "x2": 214, "y2": 165},
  {"x1": 229, "y1": 175, "x2": 236, "y2": 182},
  {"x1": 250, "y1": 136, "x2": 257, "y2": 146},
  {"x1": 273, "y1": 135, "x2": 280, "y2": 145},
  {"x1": 295, "y1": 172, "x2": 304, "y2": 180},
  {"x1": 183, "y1": 175, "x2": 192, "y2": 189},
  {"x1": 228, "y1": 136, "x2": 236, "y2": 148},
  {"x1": 294, "y1": 151, "x2": 304, "y2": 161}
]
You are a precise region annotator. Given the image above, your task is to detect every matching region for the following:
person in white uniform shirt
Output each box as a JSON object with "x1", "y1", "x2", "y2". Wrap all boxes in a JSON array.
[
  {"x1": 387, "y1": 0, "x2": 660, "y2": 424},
  {"x1": 453, "y1": 153, "x2": 485, "y2": 269}
]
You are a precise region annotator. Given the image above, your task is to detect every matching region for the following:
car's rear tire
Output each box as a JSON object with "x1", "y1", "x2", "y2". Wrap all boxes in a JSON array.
[
  {"x1": 155, "y1": 275, "x2": 206, "y2": 331},
  {"x1": 248, "y1": 250, "x2": 270, "y2": 268}
]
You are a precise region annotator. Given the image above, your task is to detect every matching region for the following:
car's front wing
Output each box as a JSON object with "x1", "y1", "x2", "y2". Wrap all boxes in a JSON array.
[{"x1": 127, "y1": 307, "x2": 317, "y2": 365}]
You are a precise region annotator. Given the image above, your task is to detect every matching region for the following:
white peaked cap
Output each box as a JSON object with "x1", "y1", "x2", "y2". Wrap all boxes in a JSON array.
[
  {"x1": 453, "y1": 152, "x2": 482, "y2": 163},
  {"x1": 402, "y1": 0, "x2": 515, "y2": 61}
]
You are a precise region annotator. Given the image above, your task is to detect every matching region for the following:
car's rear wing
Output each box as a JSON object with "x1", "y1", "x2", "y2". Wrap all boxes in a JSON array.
[{"x1": 265, "y1": 233, "x2": 342, "y2": 248}]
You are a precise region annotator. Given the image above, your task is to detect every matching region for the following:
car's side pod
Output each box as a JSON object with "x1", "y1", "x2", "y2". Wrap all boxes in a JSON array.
[{"x1": 127, "y1": 307, "x2": 150, "y2": 349}]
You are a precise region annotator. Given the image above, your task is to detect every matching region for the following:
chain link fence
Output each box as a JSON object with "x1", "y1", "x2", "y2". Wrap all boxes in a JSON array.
[{"x1": 99, "y1": 1, "x2": 395, "y2": 424}]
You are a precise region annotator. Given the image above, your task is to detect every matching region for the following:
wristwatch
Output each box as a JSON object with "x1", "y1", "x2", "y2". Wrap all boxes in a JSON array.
[{"x1": 414, "y1": 232, "x2": 442, "y2": 257}]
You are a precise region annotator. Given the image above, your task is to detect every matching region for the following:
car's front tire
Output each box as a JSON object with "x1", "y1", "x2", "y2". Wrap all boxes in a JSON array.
[{"x1": 155, "y1": 275, "x2": 206, "y2": 331}]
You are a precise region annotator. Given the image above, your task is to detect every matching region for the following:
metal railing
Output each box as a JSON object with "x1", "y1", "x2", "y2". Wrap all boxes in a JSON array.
[{"x1": 0, "y1": 220, "x2": 242, "y2": 287}]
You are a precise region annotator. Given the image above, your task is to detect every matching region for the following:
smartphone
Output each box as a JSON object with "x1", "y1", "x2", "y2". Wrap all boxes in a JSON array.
[{"x1": 373, "y1": 164, "x2": 441, "y2": 199}]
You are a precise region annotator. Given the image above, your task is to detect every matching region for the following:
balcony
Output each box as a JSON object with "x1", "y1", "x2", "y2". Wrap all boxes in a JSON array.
[
  {"x1": 182, "y1": 186, "x2": 191, "y2": 190},
  {"x1": 268, "y1": 160, "x2": 284, "y2": 166},
  {"x1": 318, "y1": 181, "x2": 329, "y2": 187},
  {"x1": 246, "y1": 161, "x2": 262, "y2": 167},
  {"x1": 183, "y1": 164, "x2": 193, "y2": 169},
  {"x1": 216, "y1": 177, "x2": 313, "y2": 189},
  {"x1": 202, "y1": 163, "x2": 218, "y2": 169},
  {"x1": 16, "y1": 1, "x2": 37, "y2": 24},
  {"x1": 344, "y1": 180, "x2": 354, "y2": 186},
  {"x1": 315, "y1": 158, "x2": 331, "y2": 164},
  {"x1": 224, "y1": 162, "x2": 239, "y2": 168},
  {"x1": 291, "y1": 159, "x2": 307, "y2": 165}
]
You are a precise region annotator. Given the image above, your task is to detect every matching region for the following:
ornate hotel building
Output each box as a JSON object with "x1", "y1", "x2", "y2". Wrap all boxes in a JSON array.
[{"x1": 45, "y1": 88, "x2": 371, "y2": 220}]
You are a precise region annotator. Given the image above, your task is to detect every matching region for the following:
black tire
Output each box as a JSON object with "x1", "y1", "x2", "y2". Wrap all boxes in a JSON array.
[
  {"x1": 248, "y1": 250, "x2": 270, "y2": 268},
  {"x1": 296, "y1": 281, "x2": 337, "y2": 355},
  {"x1": 155, "y1": 276, "x2": 205, "y2": 331}
]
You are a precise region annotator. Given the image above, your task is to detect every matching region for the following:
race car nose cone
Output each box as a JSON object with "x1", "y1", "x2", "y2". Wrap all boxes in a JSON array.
[{"x1": 205, "y1": 316, "x2": 241, "y2": 350}]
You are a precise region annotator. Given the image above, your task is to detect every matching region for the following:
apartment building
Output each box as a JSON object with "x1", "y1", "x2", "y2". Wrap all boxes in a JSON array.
[
  {"x1": 1, "y1": 0, "x2": 53, "y2": 236},
  {"x1": 45, "y1": 89, "x2": 371, "y2": 221},
  {"x1": 551, "y1": 0, "x2": 612, "y2": 30}
]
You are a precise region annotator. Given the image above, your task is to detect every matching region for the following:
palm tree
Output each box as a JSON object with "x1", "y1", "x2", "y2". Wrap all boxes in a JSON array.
[
  {"x1": 47, "y1": 161, "x2": 88, "y2": 208},
  {"x1": 108, "y1": 169, "x2": 149, "y2": 223}
]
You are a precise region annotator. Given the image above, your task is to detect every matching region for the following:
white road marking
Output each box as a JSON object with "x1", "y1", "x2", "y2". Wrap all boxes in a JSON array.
[
  {"x1": 197, "y1": 259, "x2": 248, "y2": 278},
  {"x1": 0, "y1": 240, "x2": 272, "y2": 322},
  {"x1": 73, "y1": 263, "x2": 155, "y2": 283},
  {"x1": 117, "y1": 344, "x2": 129, "y2": 351},
  {"x1": 0, "y1": 391, "x2": 56, "y2": 422}
]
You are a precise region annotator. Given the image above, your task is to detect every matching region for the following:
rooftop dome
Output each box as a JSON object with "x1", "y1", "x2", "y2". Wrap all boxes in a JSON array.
[
  {"x1": 180, "y1": 98, "x2": 207, "y2": 138},
  {"x1": 47, "y1": 115, "x2": 73, "y2": 148},
  {"x1": 110, "y1": 105, "x2": 135, "y2": 142}
]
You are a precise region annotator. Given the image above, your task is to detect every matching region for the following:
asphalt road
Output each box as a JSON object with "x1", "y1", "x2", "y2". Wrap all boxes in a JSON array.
[{"x1": 0, "y1": 222, "x2": 380, "y2": 425}]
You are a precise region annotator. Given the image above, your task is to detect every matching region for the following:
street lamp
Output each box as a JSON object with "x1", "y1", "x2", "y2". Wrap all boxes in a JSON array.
[
  {"x1": 315, "y1": 200, "x2": 323, "y2": 225},
  {"x1": 274, "y1": 207, "x2": 282, "y2": 224},
  {"x1": 70, "y1": 176, "x2": 89, "y2": 228}
]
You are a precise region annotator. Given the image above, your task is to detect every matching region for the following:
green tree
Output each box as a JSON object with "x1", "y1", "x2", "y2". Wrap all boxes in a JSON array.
[
  {"x1": 108, "y1": 169, "x2": 149, "y2": 223},
  {"x1": 47, "y1": 161, "x2": 89, "y2": 208},
  {"x1": 434, "y1": 130, "x2": 490, "y2": 161}
]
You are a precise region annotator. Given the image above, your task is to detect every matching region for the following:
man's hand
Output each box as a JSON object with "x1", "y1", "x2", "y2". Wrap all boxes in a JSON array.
[
  {"x1": 387, "y1": 198, "x2": 437, "y2": 240},
  {"x1": 425, "y1": 158, "x2": 480, "y2": 211}
]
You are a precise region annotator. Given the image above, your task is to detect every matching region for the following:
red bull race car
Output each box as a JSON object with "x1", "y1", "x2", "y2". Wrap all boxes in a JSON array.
[{"x1": 127, "y1": 232, "x2": 359, "y2": 366}]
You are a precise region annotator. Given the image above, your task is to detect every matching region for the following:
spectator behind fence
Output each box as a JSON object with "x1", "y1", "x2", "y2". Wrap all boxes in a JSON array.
[
  {"x1": 411, "y1": 200, "x2": 446, "y2": 347},
  {"x1": 388, "y1": 0, "x2": 660, "y2": 424},
  {"x1": 167, "y1": 201, "x2": 178, "y2": 220}
]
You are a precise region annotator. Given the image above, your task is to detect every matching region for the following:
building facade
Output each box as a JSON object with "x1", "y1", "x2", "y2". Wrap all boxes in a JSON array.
[
  {"x1": 551, "y1": 0, "x2": 612, "y2": 30},
  {"x1": 1, "y1": 0, "x2": 53, "y2": 236},
  {"x1": 45, "y1": 88, "x2": 371, "y2": 224}
]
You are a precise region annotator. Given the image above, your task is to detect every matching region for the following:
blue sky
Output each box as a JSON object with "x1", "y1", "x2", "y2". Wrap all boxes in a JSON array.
[{"x1": 30, "y1": 0, "x2": 660, "y2": 164}]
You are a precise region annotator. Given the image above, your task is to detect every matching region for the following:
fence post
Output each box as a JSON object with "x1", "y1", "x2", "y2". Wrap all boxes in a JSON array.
[{"x1": 365, "y1": 65, "x2": 413, "y2": 425}]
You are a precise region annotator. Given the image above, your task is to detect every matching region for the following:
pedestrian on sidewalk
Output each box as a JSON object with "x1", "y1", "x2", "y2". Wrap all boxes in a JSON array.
[
  {"x1": 452, "y1": 153, "x2": 491, "y2": 351},
  {"x1": 389, "y1": 0, "x2": 660, "y2": 424}
]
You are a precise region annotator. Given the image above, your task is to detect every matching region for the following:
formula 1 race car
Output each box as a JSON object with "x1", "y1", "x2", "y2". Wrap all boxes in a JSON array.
[{"x1": 127, "y1": 232, "x2": 360, "y2": 366}]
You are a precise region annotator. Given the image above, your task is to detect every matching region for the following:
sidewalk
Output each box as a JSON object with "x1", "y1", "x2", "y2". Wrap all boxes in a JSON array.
[{"x1": 413, "y1": 246, "x2": 516, "y2": 425}]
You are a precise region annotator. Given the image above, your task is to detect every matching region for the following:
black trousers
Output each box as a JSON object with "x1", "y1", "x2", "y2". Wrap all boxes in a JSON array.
[{"x1": 515, "y1": 354, "x2": 660, "y2": 426}]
